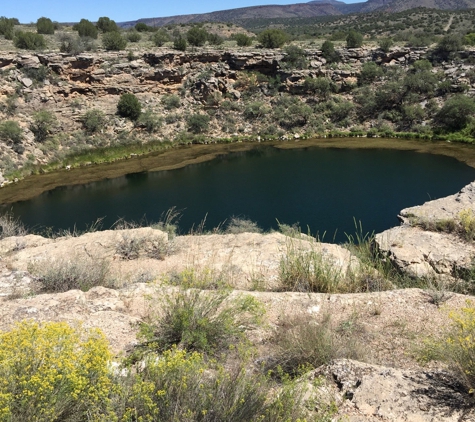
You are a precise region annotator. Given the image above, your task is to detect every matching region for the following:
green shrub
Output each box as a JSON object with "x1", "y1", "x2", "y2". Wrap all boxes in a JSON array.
[
  {"x1": 96, "y1": 16, "x2": 118, "y2": 33},
  {"x1": 161, "y1": 94, "x2": 181, "y2": 110},
  {"x1": 59, "y1": 34, "x2": 95, "y2": 54},
  {"x1": 36, "y1": 16, "x2": 54, "y2": 34},
  {"x1": 225, "y1": 217, "x2": 262, "y2": 234},
  {"x1": 436, "y1": 33, "x2": 463, "y2": 58},
  {"x1": 0, "y1": 320, "x2": 114, "y2": 421},
  {"x1": 22, "y1": 64, "x2": 49, "y2": 83},
  {"x1": 358, "y1": 62, "x2": 383, "y2": 85},
  {"x1": 117, "y1": 93, "x2": 142, "y2": 120},
  {"x1": 207, "y1": 32, "x2": 223, "y2": 46},
  {"x1": 378, "y1": 37, "x2": 393, "y2": 52},
  {"x1": 136, "y1": 289, "x2": 264, "y2": 355},
  {"x1": 73, "y1": 18, "x2": 98, "y2": 39},
  {"x1": 243, "y1": 101, "x2": 270, "y2": 119},
  {"x1": 0, "y1": 120, "x2": 22, "y2": 145},
  {"x1": 258, "y1": 29, "x2": 288, "y2": 49},
  {"x1": 30, "y1": 110, "x2": 56, "y2": 142},
  {"x1": 279, "y1": 238, "x2": 345, "y2": 293},
  {"x1": 29, "y1": 254, "x2": 113, "y2": 292},
  {"x1": 434, "y1": 95, "x2": 475, "y2": 132},
  {"x1": 151, "y1": 29, "x2": 169, "y2": 46},
  {"x1": 303, "y1": 76, "x2": 333, "y2": 98},
  {"x1": 0, "y1": 17, "x2": 16, "y2": 40},
  {"x1": 187, "y1": 113, "x2": 210, "y2": 133},
  {"x1": 173, "y1": 35, "x2": 187, "y2": 51},
  {"x1": 136, "y1": 110, "x2": 162, "y2": 133},
  {"x1": 234, "y1": 33, "x2": 252, "y2": 47},
  {"x1": 82, "y1": 108, "x2": 107, "y2": 134},
  {"x1": 135, "y1": 22, "x2": 151, "y2": 32},
  {"x1": 126, "y1": 30, "x2": 141, "y2": 42},
  {"x1": 346, "y1": 29, "x2": 363, "y2": 48},
  {"x1": 283, "y1": 45, "x2": 307, "y2": 69},
  {"x1": 13, "y1": 31, "x2": 46, "y2": 50},
  {"x1": 102, "y1": 31, "x2": 127, "y2": 50},
  {"x1": 321, "y1": 40, "x2": 339, "y2": 63},
  {"x1": 187, "y1": 26, "x2": 208, "y2": 47}
]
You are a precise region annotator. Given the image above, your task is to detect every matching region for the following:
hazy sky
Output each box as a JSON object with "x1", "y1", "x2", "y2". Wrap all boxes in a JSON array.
[{"x1": 3, "y1": 0, "x2": 364, "y2": 24}]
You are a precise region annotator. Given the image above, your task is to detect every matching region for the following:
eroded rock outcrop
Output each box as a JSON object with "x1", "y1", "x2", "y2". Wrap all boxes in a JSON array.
[{"x1": 376, "y1": 181, "x2": 475, "y2": 282}]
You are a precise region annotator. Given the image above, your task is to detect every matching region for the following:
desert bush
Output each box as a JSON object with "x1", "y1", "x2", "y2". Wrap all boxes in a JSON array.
[
  {"x1": 225, "y1": 217, "x2": 262, "y2": 234},
  {"x1": 173, "y1": 35, "x2": 187, "y2": 51},
  {"x1": 0, "y1": 120, "x2": 23, "y2": 145},
  {"x1": 321, "y1": 40, "x2": 339, "y2": 63},
  {"x1": 135, "y1": 22, "x2": 152, "y2": 32},
  {"x1": 96, "y1": 16, "x2": 118, "y2": 33},
  {"x1": 30, "y1": 110, "x2": 56, "y2": 143},
  {"x1": 436, "y1": 33, "x2": 463, "y2": 58},
  {"x1": 136, "y1": 110, "x2": 162, "y2": 133},
  {"x1": 136, "y1": 289, "x2": 264, "y2": 356},
  {"x1": 36, "y1": 16, "x2": 54, "y2": 34},
  {"x1": 186, "y1": 113, "x2": 210, "y2": 133},
  {"x1": 303, "y1": 76, "x2": 333, "y2": 99},
  {"x1": 459, "y1": 209, "x2": 475, "y2": 241},
  {"x1": 22, "y1": 64, "x2": 49, "y2": 83},
  {"x1": 234, "y1": 33, "x2": 252, "y2": 47},
  {"x1": 279, "y1": 238, "x2": 345, "y2": 293},
  {"x1": 151, "y1": 29, "x2": 170, "y2": 46},
  {"x1": 258, "y1": 29, "x2": 288, "y2": 48},
  {"x1": 119, "y1": 347, "x2": 311, "y2": 422},
  {"x1": 378, "y1": 37, "x2": 393, "y2": 52},
  {"x1": 445, "y1": 301, "x2": 475, "y2": 391},
  {"x1": 161, "y1": 93, "x2": 181, "y2": 110},
  {"x1": 243, "y1": 101, "x2": 270, "y2": 119},
  {"x1": 265, "y1": 313, "x2": 364, "y2": 378},
  {"x1": 434, "y1": 95, "x2": 475, "y2": 132},
  {"x1": 102, "y1": 31, "x2": 127, "y2": 50},
  {"x1": 207, "y1": 32, "x2": 223, "y2": 46},
  {"x1": 126, "y1": 30, "x2": 141, "y2": 42},
  {"x1": 346, "y1": 29, "x2": 363, "y2": 48},
  {"x1": 14, "y1": 31, "x2": 46, "y2": 50},
  {"x1": 82, "y1": 108, "x2": 107, "y2": 134},
  {"x1": 283, "y1": 45, "x2": 307, "y2": 69},
  {"x1": 187, "y1": 26, "x2": 208, "y2": 47},
  {"x1": 0, "y1": 17, "x2": 16, "y2": 40},
  {"x1": 116, "y1": 233, "x2": 144, "y2": 260},
  {"x1": 0, "y1": 320, "x2": 114, "y2": 421},
  {"x1": 59, "y1": 34, "x2": 96, "y2": 54},
  {"x1": 117, "y1": 93, "x2": 142, "y2": 120},
  {"x1": 73, "y1": 18, "x2": 98, "y2": 39},
  {"x1": 29, "y1": 254, "x2": 113, "y2": 292},
  {"x1": 0, "y1": 211, "x2": 26, "y2": 239},
  {"x1": 358, "y1": 61, "x2": 383, "y2": 85}
]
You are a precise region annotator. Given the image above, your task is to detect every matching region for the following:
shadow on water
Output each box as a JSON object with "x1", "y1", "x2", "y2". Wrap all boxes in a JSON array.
[{"x1": 2, "y1": 138, "x2": 475, "y2": 244}]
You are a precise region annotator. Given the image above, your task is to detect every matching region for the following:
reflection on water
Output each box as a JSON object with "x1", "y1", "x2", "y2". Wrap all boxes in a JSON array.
[{"x1": 5, "y1": 146, "x2": 475, "y2": 243}]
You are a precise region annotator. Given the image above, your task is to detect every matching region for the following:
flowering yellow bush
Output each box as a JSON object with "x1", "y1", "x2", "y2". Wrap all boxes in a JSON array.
[
  {"x1": 0, "y1": 320, "x2": 115, "y2": 421},
  {"x1": 447, "y1": 301, "x2": 475, "y2": 391}
]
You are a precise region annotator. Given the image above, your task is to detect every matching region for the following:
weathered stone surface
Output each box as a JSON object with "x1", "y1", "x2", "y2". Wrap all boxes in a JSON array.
[
  {"x1": 313, "y1": 359, "x2": 474, "y2": 421},
  {"x1": 375, "y1": 181, "x2": 475, "y2": 281},
  {"x1": 400, "y1": 181, "x2": 475, "y2": 224},
  {"x1": 376, "y1": 226, "x2": 475, "y2": 279}
]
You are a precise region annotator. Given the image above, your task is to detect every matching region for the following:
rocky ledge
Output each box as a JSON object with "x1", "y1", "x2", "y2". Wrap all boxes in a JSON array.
[
  {"x1": 1, "y1": 181, "x2": 475, "y2": 420},
  {"x1": 376, "y1": 181, "x2": 475, "y2": 283}
]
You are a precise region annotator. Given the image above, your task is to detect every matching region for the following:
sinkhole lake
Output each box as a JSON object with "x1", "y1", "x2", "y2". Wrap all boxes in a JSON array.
[{"x1": 5, "y1": 144, "x2": 475, "y2": 243}]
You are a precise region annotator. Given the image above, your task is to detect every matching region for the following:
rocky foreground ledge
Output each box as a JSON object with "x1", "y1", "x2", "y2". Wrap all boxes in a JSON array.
[{"x1": 1, "y1": 182, "x2": 475, "y2": 420}]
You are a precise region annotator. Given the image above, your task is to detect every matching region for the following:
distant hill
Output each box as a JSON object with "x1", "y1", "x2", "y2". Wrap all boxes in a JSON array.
[
  {"x1": 121, "y1": 3, "x2": 341, "y2": 28},
  {"x1": 119, "y1": 0, "x2": 475, "y2": 28},
  {"x1": 358, "y1": 0, "x2": 475, "y2": 13}
]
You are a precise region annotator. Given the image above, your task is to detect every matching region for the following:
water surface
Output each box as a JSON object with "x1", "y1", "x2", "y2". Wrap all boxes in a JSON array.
[{"x1": 5, "y1": 144, "x2": 475, "y2": 243}]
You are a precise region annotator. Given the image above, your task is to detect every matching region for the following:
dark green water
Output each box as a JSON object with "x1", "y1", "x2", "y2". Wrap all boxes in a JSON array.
[{"x1": 5, "y1": 145, "x2": 475, "y2": 243}]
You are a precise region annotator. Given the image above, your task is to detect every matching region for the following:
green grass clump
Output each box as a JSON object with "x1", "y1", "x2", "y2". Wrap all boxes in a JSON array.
[{"x1": 136, "y1": 289, "x2": 265, "y2": 356}]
